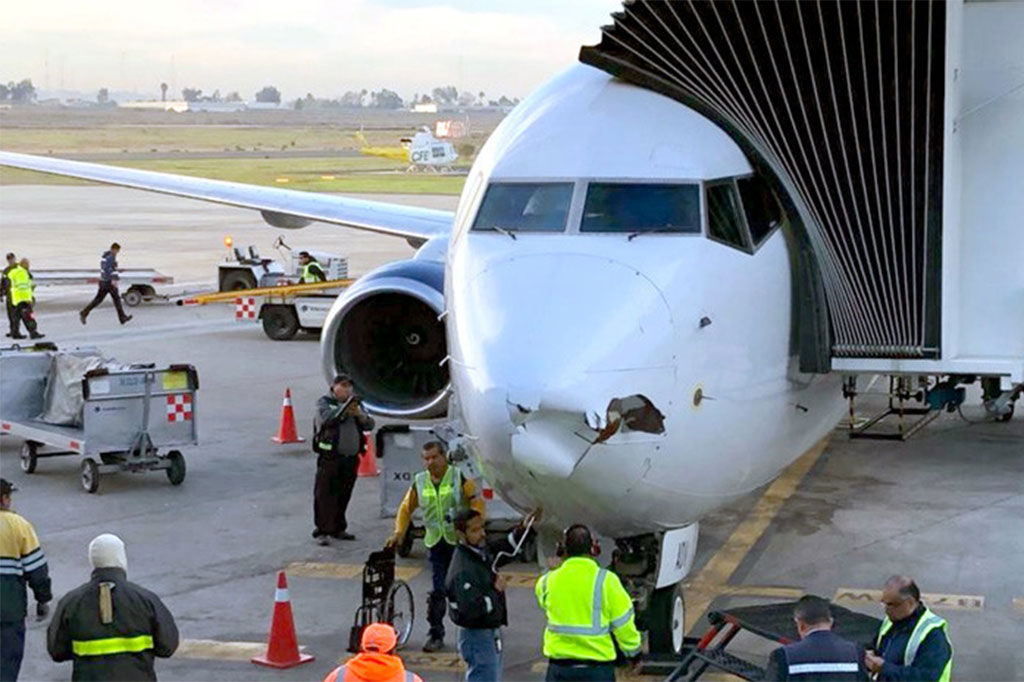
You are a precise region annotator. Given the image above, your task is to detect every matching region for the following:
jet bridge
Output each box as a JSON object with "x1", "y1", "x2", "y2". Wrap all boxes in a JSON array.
[{"x1": 580, "y1": 0, "x2": 1023, "y2": 414}]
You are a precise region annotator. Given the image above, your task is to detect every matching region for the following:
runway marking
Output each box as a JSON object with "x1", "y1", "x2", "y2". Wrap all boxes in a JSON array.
[
  {"x1": 687, "y1": 583, "x2": 805, "y2": 600},
  {"x1": 834, "y1": 588, "x2": 985, "y2": 611},
  {"x1": 683, "y1": 436, "x2": 831, "y2": 632},
  {"x1": 498, "y1": 570, "x2": 541, "y2": 588},
  {"x1": 285, "y1": 561, "x2": 422, "y2": 582},
  {"x1": 175, "y1": 638, "x2": 308, "y2": 661},
  {"x1": 394, "y1": 652, "x2": 465, "y2": 671}
]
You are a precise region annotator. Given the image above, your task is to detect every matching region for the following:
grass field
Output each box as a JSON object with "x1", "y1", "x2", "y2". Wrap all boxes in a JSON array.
[{"x1": 0, "y1": 156, "x2": 469, "y2": 194}]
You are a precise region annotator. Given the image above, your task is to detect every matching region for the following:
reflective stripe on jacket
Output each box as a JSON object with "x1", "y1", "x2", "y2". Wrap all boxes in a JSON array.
[
  {"x1": 535, "y1": 556, "x2": 642, "y2": 662},
  {"x1": 7, "y1": 266, "x2": 33, "y2": 306},
  {"x1": 876, "y1": 607, "x2": 953, "y2": 682},
  {"x1": 414, "y1": 467, "x2": 462, "y2": 547},
  {"x1": 1, "y1": 509, "x2": 53, "y2": 621}
]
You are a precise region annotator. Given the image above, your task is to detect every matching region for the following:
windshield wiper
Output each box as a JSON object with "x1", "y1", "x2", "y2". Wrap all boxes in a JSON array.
[
  {"x1": 627, "y1": 227, "x2": 678, "y2": 241},
  {"x1": 490, "y1": 225, "x2": 517, "y2": 240}
]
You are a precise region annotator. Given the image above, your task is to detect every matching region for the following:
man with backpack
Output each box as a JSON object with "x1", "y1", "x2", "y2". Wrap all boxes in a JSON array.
[{"x1": 312, "y1": 375, "x2": 375, "y2": 546}]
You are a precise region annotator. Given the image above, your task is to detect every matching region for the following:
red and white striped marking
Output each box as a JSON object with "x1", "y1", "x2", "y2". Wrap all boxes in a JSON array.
[
  {"x1": 166, "y1": 394, "x2": 193, "y2": 422},
  {"x1": 235, "y1": 297, "x2": 257, "y2": 320},
  {"x1": 275, "y1": 571, "x2": 290, "y2": 601}
]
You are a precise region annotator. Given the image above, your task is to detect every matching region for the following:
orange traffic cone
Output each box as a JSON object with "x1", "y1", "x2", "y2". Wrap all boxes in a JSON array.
[
  {"x1": 357, "y1": 434, "x2": 378, "y2": 477},
  {"x1": 252, "y1": 571, "x2": 315, "y2": 669},
  {"x1": 271, "y1": 388, "x2": 305, "y2": 444}
]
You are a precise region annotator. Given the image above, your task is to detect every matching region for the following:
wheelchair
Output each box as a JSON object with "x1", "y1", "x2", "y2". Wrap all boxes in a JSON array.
[{"x1": 348, "y1": 547, "x2": 415, "y2": 652}]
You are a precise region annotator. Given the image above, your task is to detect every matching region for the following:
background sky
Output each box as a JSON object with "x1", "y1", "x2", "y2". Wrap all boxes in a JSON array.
[{"x1": 0, "y1": 0, "x2": 624, "y2": 101}]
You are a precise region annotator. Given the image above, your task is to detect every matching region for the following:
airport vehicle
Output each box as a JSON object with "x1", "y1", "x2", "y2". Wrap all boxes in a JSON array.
[
  {"x1": 356, "y1": 128, "x2": 458, "y2": 171},
  {"x1": 218, "y1": 239, "x2": 347, "y2": 291},
  {"x1": 0, "y1": 343, "x2": 198, "y2": 493},
  {"x1": 242, "y1": 291, "x2": 337, "y2": 340},
  {"x1": 29, "y1": 268, "x2": 174, "y2": 306},
  {"x1": 347, "y1": 548, "x2": 414, "y2": 653},
  {"x1": 2, "y1": 0, "x2": 1021, "y2": 654}
]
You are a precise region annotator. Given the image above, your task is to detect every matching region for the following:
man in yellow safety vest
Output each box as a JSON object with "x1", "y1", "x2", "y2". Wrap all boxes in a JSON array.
[
  {"x1": 535, "y1": 524, "x2": 642, "y2": 681},
  {"x1": 386, "y1": 441, "x2": 484, "y2": 652},
  {"x1": 864, "y1": 576, "x2": 952, "y2": 682},
  {"x1": 6, "y1": 258, "x2": 43, "y2": 340}
]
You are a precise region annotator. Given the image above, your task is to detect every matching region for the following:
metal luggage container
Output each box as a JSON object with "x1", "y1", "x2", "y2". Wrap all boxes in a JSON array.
[{"x1": 0, "y1": 343, "x2": 198, "y2": 493}]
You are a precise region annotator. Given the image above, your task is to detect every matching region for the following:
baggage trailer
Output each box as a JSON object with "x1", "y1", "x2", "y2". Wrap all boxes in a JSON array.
[
  {"x1": 30, "y1": 268, "x2": 175, "y2": 307},
  {"x1": 0, "y1": 343, "x2": 198, "y2": 494}
]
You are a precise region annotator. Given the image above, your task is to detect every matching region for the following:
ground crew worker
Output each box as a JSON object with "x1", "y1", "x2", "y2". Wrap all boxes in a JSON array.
[
  {"x1": 864, "y1": 576, "x2": 952, "y2": 682},
  {"x1": 313, "y1": 374, "x2": 375, "y2": 545},
  {"x1": 534, "y1": 523, "x2": 642, "y2": 681},
  {"x1": 1, "y1": 478, "x2": 52, "y2": 682},
  {"x1": 322, "y1": 622, "x2": 423, "y2": 682},
  {"x1": 79, "y1": 242, "x2": 132, "y2": 325},
  {"x1": 386, "y1": 441, "x2": 484, "y2": 652},
  {"x1": 299, "y1": 250, "x2": 327, "y2": 283},
  {"x1": 7, "y1": 259, "x2": 43, "y2": 340},
  {"x1": 47, "y1": 533, "x2": 179, "y2": 681},
  {"x1": 763, "y1": 595, "x2": 867, "y2": 681},
  {"x1": 2, "y1": 252, "x2": 18, "y2": 338},
  {"x1": 446, "y1": 508, "x2": 537, "y2": 681}
]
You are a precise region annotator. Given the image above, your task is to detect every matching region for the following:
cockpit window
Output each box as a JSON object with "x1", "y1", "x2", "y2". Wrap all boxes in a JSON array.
[
  {"x1": 581, "y1": 183, "x2": 700, "y2": 233},
  {"x1": 471, "y1": 182, "x2": 573, "y2": 233},
  {"x1": 737, "y1": 175, "x2": 782, "y2": 246},
  {"x1": 706, "y1": 182, "x2": 750, "y2": 252}
]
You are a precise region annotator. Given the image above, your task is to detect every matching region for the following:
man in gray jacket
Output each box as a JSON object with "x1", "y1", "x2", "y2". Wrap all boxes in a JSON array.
[
  {"x1": 312, "y1": 375, "x2": 375, "y2": 545},
  {"x1": 79, "y1": 243, "x2": 131, "y2": 325}
]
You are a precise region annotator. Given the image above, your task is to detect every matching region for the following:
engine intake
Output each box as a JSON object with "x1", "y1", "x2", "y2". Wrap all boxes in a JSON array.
[{"x1": 321, "y1": 259, "x2": 448, "y2": 419}]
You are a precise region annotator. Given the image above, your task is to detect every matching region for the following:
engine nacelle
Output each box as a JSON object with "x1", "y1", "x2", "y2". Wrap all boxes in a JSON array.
[
  {"x1": 320, "y1": 259, "x2": 448, "y2": 419},
  {"x1": 261, "y1": 210, "x2": 312, "y2": 229}
]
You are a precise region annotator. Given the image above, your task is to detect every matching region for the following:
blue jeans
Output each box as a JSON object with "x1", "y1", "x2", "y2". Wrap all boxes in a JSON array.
[
  {"x1": 427, "y1": 541, "x2": 455, "y2": 640},
  {"x1": 0, "y1": 620, "x2": 25, "y2": 682},
  {"x1": 458, "y1": 627, "x2": 502, "y2": 682}
]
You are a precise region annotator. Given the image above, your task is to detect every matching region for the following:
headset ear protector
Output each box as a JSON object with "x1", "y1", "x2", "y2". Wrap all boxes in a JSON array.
[{"x1": 555, "y1": 523, "x2": 601, "y2": 558}]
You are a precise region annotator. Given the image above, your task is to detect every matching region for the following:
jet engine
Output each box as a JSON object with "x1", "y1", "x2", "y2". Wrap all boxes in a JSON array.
[{"x1": 320, "y1": 258, "x2": 448, "y2": 419}]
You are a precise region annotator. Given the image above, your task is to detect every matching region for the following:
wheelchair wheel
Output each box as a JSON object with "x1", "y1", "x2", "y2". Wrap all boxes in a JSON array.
[{"x1": 385, "y1": 579, "x2": 414, "y2": 647}]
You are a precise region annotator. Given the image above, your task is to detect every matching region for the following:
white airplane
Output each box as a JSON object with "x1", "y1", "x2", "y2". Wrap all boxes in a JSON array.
[{"x1": 2, "y1": 0, "x2": 1021, "y2": 655}]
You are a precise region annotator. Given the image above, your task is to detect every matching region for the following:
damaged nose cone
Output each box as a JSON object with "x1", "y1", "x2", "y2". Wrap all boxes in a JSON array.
[{"x1": 592, "y1": 394, "x2": 665, "y2": 444}]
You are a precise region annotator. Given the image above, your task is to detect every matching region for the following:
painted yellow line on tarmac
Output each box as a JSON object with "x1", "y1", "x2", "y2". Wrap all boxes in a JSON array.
[
  {"x1": 834, "y1": 588, "x2": 985, "y2": 611},
  {"x1": 686, "y1": 582, "x2": 805, "y2": 601},
  {"x1": 528, "y1": 660, "x2": 740, "y2": 681},
  {"x1": 176, "y1": 639, "x2": 309, "y2": 661},
  {"x1": 500, "y1": 570, "x2": 541, "y2": 588},
  {"x1": 683, "y1": 436, "x2": 831, "y2": 631},
  {"x1": 286, "y1": 561, "x2": 423, "y2": 582}
]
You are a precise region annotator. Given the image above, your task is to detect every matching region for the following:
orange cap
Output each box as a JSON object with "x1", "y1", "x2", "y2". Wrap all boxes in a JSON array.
[{"x1": 361, "y1": 623, "x2": 398, "y2": 653}]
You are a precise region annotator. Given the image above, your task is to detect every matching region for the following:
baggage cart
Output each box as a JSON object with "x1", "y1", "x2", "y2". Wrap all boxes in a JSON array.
[
  {"x1": 0, "y1": 343, "x2": 199, "y2": 493},
  {"x1": 30, "y1": 268, "x2": 175, "y2": 306}
]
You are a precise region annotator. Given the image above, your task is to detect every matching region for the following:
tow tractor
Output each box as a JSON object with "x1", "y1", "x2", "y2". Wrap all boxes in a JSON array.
[{"x1": 217, "y1": 236, "x2": 347, "y2": 291}]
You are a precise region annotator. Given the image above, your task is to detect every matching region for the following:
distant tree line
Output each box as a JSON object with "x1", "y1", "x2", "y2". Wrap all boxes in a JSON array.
[{"x1": 0, "y1": 79, "x2": 37, "y2": 102}]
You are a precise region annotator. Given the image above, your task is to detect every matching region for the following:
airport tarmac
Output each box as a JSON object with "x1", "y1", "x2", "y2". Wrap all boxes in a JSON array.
[{"x1": 1, "y1": 185, "x2": 1022, "y2": 681}]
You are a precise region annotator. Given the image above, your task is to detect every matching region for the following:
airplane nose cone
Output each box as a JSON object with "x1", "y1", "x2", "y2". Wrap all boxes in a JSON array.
[{"x1": 450, "y1": 253, "x2": 675, "y2": 478}]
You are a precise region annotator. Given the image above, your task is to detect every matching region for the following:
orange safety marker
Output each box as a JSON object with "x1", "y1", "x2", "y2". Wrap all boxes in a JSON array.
[
  {"x1": 272, "y1": 388, "x2": 305, "y2": 444},
  {"x1": 357, "y1": 434, "x2": 378, "y2": 477},
  {"x1": 252, "y1": 571, "x2": 315, "y2": 669}
]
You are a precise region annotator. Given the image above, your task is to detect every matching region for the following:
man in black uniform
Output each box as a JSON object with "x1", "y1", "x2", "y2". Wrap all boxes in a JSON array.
[
  {"x1": 1, "y1": 253, "x2": 17, "y2": 338},
  {"x1": 312, "y1": 375, "x2": 375, "y2": 545},
  {"x1": 79, "y1": 242, "x2": 132, "y2": 325},
  {"x1": 864, "y1": 576, "x2": 953, "y2": 682},
  {"x1": 47, "y1": 533, "x2": 178, "y2": 681},
  {"x1": 763, "y1": 596, "x2": 867, "y2": 681}
]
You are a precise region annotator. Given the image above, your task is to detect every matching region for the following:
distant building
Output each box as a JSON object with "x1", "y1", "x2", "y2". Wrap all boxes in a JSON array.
[
  {"x1": 413, "y1": 102, "x2": 438, "y2": 113},
  {"x1": 187, "y1": 100, "x2": 247, "y2": 112},
  {"x1": 120, "y1": 100, "x2": 189, "y2": 112}
]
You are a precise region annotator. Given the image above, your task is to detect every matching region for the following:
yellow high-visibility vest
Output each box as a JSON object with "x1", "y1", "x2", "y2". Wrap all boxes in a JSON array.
[
  {"x1": 414, "y1": 467, "x2": 462, "y2": 547},
  {"x1": 301, "y1": 262, "x2": 325, "y2": 283},
  {"x1": 876, "y1": 607, "x2": 953, "y2": 682},
  {"x1": 535, "y1": 556, "x2": 642, "y2": 662},
  {"x1": 8, "y1": 266, "x2": 33, "y2": 306}
]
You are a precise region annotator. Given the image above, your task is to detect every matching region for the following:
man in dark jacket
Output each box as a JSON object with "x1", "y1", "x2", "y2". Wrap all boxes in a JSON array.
[
  {"x1": 1, "y1": 478, "x2": 52, "y2": 682},
  {"x1": 864, "y1": 576, "x2": 952, "y2": 682},
  {"x1": 763, "y1": 596, "x2": 867, "y2": 681},
  {"x1": 445, "y1": 509, "x2": 535, "y2": 682},
  {"x1": 79, "y1": 242, "x2": 132, "y2": 325},
  {"x1": 312, "y1": 374, "x2": 375, "y2": 545},
  {"x1": 47, "y1": 534, "x2": 178, "y2": 681}
]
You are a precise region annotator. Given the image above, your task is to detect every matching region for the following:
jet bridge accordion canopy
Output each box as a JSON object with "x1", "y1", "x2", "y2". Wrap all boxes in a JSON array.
[{"x1": 581, "y1": 0, "x2": 948, "y2": 359}]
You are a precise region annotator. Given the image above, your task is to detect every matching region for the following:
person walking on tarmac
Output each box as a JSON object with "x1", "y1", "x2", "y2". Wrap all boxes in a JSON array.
[
  {"x1": 322, "y1": 623, "x2": 423, "y2": 682},
  {"x1": 7, "y1": 258, "x2": 44, "y2": 340},
  {"x1": 2, "y1": 253, "x2": 19, "y2": 338},
  {"x1": 864, "y1": 576, "x2": 953, "y2": 682},
  {"x1": 47, "y1": 533, "x2": 178, "y2": 681},
  {"x1": 313, "y1": 374, "x2": 375, "y2": 545},
  {"x1": 79, "y1": 242, "x2": 132, "y2": 325},
  {"x1": 762, "y1": 595, "x2": 867, "y2": 681},
  {"x1": 386, "y1": 441, "x2": 485, "y2": 653},
  {"x1": 445, "y1": 508, "x2": 537, "y2": 682},
  {"x1": 1, "y1": 478, "x2": 53, "y2": 682},
  {"x1": 298, "y1": 251, "x2": 327, "y2": 283},
  {"x1": 535, "y1": 524, "x2": 642, "y2": 682}
]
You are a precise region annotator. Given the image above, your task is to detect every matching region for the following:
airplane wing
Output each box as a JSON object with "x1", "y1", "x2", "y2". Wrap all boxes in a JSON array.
[{"x1": 0, "y1": 151, "x2": 452, "y2": 242}]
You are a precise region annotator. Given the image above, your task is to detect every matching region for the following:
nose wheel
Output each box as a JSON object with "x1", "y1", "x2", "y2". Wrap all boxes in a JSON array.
[{"x1": 648, "y1": 582, "x2": 686, "y2": 655}]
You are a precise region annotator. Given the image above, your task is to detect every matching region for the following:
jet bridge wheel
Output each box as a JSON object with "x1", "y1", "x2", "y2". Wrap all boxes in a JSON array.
[
  {"x1": 20, "y1": 441, "x2": 39, "y2": 473},
  {"x1": 648, "y1": 582, "x2": 686, "y2": 655}
]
